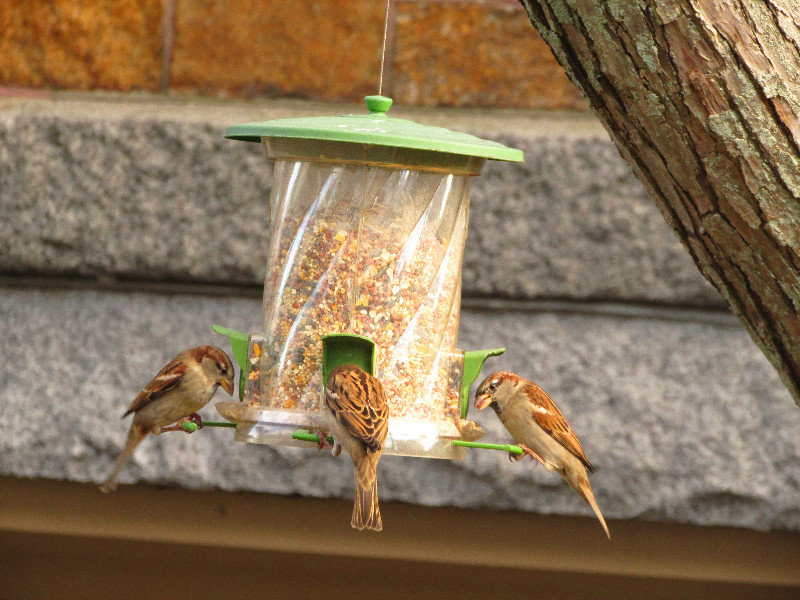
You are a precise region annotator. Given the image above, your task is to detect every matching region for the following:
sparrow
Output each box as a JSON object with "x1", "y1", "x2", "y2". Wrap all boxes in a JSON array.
[
  {"x1": 475, "y1": 371, "x2": 610, "y2": 538},
  {"x1": 322, "y1": 364, "x2": 389, "y2": 531},
  {"x1": 99, "y1": 345, "x2": 234, "y2": 493}
]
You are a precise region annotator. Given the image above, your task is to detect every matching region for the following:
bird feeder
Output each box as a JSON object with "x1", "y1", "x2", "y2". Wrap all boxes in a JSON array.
[{"x1": 215, "y1": 96, "x2": 523, "y2": 459}]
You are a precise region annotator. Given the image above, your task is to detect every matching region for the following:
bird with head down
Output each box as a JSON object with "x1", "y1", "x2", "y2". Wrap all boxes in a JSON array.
[{"x1": 476, "y1": 371, "x2": 609, "y2": 538}]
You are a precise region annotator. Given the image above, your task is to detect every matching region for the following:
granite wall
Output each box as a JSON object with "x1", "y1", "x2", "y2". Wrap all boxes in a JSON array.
[{"x1": 2, "y1": 95, "x2": 799, "y2": 532}]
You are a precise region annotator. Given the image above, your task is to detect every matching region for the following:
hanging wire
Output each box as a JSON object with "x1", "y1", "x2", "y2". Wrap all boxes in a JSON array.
[{"x1": 378, "y1": 0, "x2": 391, "y2": 96}]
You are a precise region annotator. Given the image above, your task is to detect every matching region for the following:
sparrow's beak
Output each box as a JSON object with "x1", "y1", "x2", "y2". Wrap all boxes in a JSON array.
[
  {"x1": 220, "y1": 377, "x2": 234, "y2": 396},
  {"x1": 475, "y1": 393, "x2": 492, "y2": 411}
]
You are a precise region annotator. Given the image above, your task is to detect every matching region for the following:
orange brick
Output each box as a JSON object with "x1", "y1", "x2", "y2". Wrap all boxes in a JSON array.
[
  {"x1": 0, "y1": 0, "x2": 162, "y2": 91},
  {"x1": 392, "y1": 1, "x2": 586, "y2": 110},
  {"x1": 172, "y1": 0, "x2": 386, "y2": 101}
]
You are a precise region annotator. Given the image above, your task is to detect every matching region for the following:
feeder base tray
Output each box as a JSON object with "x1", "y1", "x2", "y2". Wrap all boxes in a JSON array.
[{"x1": 215, "y1": 402, "x2": 472, "y2": 459}]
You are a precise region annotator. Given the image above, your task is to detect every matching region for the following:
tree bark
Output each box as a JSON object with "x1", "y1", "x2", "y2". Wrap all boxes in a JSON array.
[{"x1": 518, "y1": 0, "x2": 800, "y2": 406}]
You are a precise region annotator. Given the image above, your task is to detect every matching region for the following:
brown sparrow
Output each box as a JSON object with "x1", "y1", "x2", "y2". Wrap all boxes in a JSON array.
[
  {"x1": 99, "y1": 345, "x2": 234, "y2": 493},
  {"x1": 322, "y1": 364, "x2": 389, "y2": 531},
  {"x1": 475, "y1": 371, "x2": 610, "y2": 538}
]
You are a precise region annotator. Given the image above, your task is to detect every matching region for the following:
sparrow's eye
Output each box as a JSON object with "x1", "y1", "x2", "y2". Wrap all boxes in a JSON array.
[
  {"x1": 488, "y1": 381, "x2": 499, "y2": 391},
  {"x1": 220, "y1": 365, "x2": 228, "y2": 375}
]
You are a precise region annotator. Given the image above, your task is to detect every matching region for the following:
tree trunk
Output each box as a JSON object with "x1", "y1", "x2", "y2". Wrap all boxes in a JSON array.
[{"x1": 519, "y1": 0, "x2": 800, "y2": 406}]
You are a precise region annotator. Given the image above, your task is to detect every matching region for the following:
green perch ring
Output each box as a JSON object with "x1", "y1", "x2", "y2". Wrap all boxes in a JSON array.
[
  {"x1": 178, "y1": 420, "x2": 523, "y2": 458},
  {"x1": 179, "y1": 421, "x2": 236, "y2": 432}
]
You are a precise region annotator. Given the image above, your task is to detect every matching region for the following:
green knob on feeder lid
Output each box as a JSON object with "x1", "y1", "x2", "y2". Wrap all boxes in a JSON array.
[{"x1": 364, "y1": 95, "x2": 393, "y2": 114}]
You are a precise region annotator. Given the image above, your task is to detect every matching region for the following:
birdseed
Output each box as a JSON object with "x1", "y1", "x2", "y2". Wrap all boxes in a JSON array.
[{"x1": 248, "y1": 218, "x2": 464, "y2": 423}]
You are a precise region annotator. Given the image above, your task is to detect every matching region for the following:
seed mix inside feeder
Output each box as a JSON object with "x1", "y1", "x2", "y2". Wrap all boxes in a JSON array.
[{"x1": 214, "y1": 95, "x2": 523, "y2": 459}]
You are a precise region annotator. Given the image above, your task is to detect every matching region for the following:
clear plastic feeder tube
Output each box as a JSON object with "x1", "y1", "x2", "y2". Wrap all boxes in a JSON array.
[{"x1": 247, "y1": 159, "x2": 470, "y2": 447}]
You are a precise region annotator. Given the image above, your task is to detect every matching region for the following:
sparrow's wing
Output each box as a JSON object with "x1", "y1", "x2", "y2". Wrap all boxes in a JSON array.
[
  {"x1": 123, "y1": 358, "x2": 187, "y2": 417},
  {"x1": 525, "y1": 382, "x2": 594, "y2": 472},
  {"x1": 325, "y1": 368, "x2": 389, "y2": 452}
]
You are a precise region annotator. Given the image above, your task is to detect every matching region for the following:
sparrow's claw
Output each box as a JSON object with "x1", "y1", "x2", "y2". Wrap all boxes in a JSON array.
[
  {"x1": 518, "y1": 443, "x2": 545, "y2": 466},
  {"x1": 316, "y1": 432, "x2": 332, "y2": 451},
  {"x1": 509, "y1": 450, "x2": 525, "y2": 462}
]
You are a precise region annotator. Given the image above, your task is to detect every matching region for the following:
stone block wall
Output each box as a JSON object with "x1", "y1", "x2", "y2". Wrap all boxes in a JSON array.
[
  {"x1": 2, "y1": 95, "x2": 800, "y2": 533},
  {"x1": 2, "y1": 0, "x2": 799, "y2": 534}
]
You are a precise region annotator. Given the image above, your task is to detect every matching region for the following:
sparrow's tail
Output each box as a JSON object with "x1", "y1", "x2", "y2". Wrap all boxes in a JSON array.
[
  {"x1": 566, "y1": 467, "x2": 610, "y2": 539},
  {"x1": 99, "y1": 424, "x2": 146, "y2": 493},
  {"x1": 352, "y1": 452, "x2": 382, "y2": 531}
]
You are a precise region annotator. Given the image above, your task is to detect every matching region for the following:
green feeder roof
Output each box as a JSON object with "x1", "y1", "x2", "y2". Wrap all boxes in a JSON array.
[{"x1": 224, "y1": 96, "x2": 523, "y2": 163}]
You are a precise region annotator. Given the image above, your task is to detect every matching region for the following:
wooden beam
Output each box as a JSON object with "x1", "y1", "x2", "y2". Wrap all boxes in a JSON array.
[{"x1": 1, "y1": 476, "x2": 798, "y2": 599}]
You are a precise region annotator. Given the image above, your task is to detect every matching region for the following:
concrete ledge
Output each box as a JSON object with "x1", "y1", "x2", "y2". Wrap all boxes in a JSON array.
[
  {"x1": 0, "y1": 95, "x2": 721, "y2": 307},
  {"x1": 2, "y1": 287, "x2": 796, "y2": 531},
  {"x1": 3, "y1": 477, "x2": 800, "y2": 599}
]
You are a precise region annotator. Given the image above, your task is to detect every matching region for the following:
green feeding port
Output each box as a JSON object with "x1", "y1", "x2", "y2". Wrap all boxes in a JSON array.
[
  {"x1": 321, "y1": 333, "x2": 378, "y2": 383},
  {"x1": 461, "y1": 348, "x2": 505, "y2": 419},
  {"x1": 213, "y1": 325, "x2": 249, "y2": 401}
]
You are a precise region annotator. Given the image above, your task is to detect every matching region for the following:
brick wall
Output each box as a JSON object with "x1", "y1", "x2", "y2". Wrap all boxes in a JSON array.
[{"x1": 0, "y1": 0, "x2": 586, "y2": 110}]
